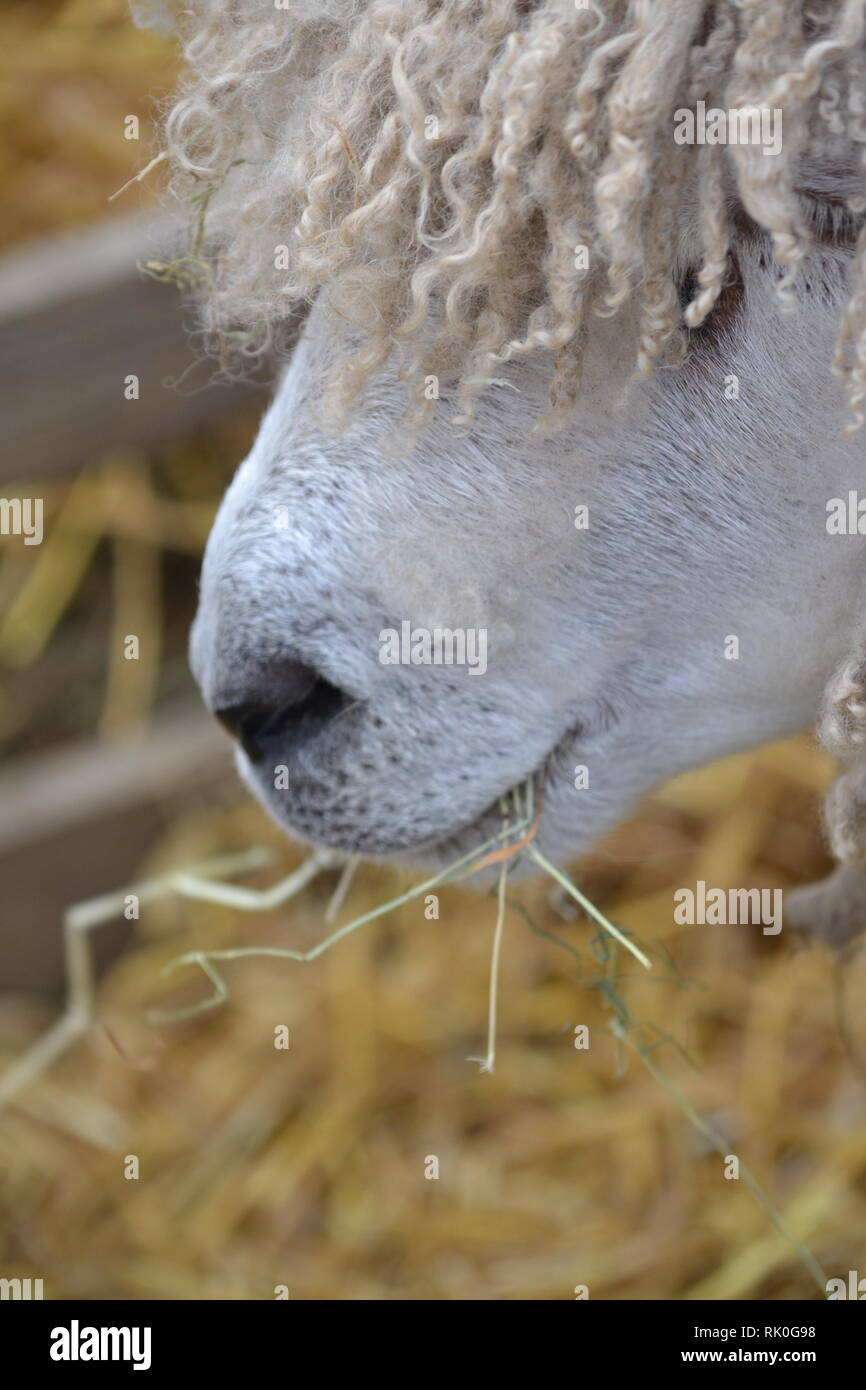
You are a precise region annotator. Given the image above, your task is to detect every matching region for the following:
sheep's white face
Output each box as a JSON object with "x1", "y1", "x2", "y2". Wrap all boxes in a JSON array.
[{"x1": 190, "y1": 201, "x2": 866, "y2": 873}]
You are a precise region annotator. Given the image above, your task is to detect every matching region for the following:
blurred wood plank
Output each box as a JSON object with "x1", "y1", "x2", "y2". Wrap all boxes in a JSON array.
[
  {"x1": 0, "y1": 704, "x2": 234, "y2": 995},
  {"x1": 0, "y1": 214, "x2": 270, "y2": 485},
  {"x1": 0, "y1": 700, "x2": 230, "y2": 855}
]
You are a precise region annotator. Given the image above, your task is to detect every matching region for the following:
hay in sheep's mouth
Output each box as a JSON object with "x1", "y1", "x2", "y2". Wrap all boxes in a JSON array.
[
  {"x1": 414, "y1": 711, "x2": 591, "y2": 868},
  {"x1": 0, "y1": 778, "x2": 641, "y2": 1109}
]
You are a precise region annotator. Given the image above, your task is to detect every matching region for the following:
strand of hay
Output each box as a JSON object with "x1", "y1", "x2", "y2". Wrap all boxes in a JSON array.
[
  {"x1": 612, "y1": 1021, "x2": 829, "y2": 1296},
  {"x1": 527, "y1": 908, "x2": 830, "y2": 1296},
  {"x1": 466, "y1": 861, "x2": 510, "y2": 1075},
  {"x1": 106, "y1": 149, "x2": 167, "y2": 203},
  {"x1": 0, "y1": 847, "x2": 273, "y2": 1110},
  {"x1": 0, "y1": 780, "x2": 646, "y2": 1095}
]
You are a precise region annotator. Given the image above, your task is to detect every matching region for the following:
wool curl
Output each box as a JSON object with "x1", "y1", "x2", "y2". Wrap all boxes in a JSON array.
[{"x1": 139, "y1": 0, "x2": 866, "y2": 432}]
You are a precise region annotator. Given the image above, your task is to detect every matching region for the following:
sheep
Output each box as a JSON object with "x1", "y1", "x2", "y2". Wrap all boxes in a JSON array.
[{"x1": 140, "y1": 0, "x2": 866, "y2": 943}]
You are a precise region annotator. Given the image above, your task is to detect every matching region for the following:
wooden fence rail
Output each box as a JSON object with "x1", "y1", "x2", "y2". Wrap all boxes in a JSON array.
[{"x1": 0, "y1": 213, "x2": 267, "y2": 486}]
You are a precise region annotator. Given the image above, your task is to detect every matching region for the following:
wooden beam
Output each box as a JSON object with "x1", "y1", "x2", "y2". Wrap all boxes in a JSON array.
[
  {"x1": 0, "y1": 701, "x2": 230, "y2": 855},
  {"x1": 0, "y1": 214, "x2": 270, "y2": 485},
  {"x1": 0, "y1": 703, "x2": 238, "y2": 997}
]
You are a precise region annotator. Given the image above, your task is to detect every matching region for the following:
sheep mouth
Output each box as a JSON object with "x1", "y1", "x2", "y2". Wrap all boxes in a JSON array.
[
  {"x1": 238, "y1": 700, "x2": 587, "y2": 864},
  {"x1": 400, "y1": 717, "x2": 583, "y2": 870}
]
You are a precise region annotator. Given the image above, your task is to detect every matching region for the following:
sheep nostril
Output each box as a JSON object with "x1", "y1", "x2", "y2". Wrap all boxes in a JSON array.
[
  {"x1": 215, "y1": 702, "x2": 277, "y2": 762},
  {"x1": 215, "y1": 670, "x2": 348, "y2": 764}
]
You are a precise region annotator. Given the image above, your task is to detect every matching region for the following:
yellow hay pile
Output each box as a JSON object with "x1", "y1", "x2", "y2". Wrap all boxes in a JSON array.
[
  {"x1": 0, "y1": 0, "x2": 175, "y2": 251},
  {"x1": 1, "y1": 734, "x2": 864, "y2": 1301}
]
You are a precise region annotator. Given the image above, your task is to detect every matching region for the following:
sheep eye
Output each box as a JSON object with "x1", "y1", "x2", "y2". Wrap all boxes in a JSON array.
[
  {"x1": 797, "y1": 189, "x2": 865, "y2": 249},
  {"x1": 678, "y1": 251, "x2": 745, "y2": 339},
  {"x1": 733, "y1": 184, "x2": 864, "y2": 252}
]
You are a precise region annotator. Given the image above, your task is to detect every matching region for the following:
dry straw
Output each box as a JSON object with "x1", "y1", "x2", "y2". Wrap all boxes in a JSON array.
[{"x1": 0, "y1": 776, "x2": 835, "y2": 1293}]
